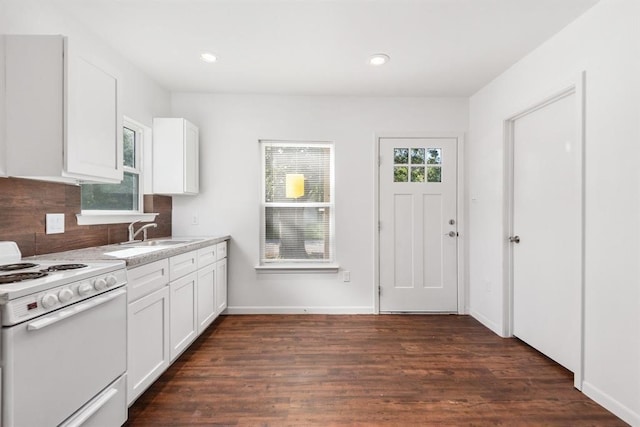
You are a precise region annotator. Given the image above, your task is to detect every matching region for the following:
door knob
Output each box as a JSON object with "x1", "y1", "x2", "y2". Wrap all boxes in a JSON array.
[
  {"x1": 509, "y1": 235, "x2": 520, "y2": 243},
  {"x1": 447, "y1": 231, "x2": 457, "y2": 237}
]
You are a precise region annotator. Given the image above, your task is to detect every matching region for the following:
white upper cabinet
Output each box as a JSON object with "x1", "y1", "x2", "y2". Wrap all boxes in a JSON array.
[
  {"x1": 152, "y1": 118, "x2": 199, "y2": 195},
  {"x1": 4, "y1": 35, "x2": 123, "y2": 184}
]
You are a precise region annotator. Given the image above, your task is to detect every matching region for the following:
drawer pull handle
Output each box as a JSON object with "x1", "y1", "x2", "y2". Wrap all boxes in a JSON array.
[{"x1": 60, "y1": 387, "x2": 119, "y2": 427}]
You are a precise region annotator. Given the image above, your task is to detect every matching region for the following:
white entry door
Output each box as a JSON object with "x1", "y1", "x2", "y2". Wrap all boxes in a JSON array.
[
  {"x1": 511, "y1": 90, "x2": 581, "y2": 373},
  {"x1": 379, "y1": 137, "x2": 458, "y2": 312}
]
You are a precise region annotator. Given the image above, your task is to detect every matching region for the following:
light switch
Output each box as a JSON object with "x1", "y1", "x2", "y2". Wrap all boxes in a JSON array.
[{"x1": 46, "y1": 213, "x2": 65, "y2": 234}]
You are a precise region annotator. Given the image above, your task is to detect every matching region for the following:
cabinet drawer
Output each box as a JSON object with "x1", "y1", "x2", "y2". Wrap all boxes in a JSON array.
[
  {"x1": 197, "y1": 245, "x2": 217, "y2": 268},
  {"x1": 127, "y1": 259, "x2": 169, "y2": 303},
  {"x1": 216, "y1": 241, "x2": 227, "y2": 260},
  {"x1": 60, "y1": 375, "x2": 127, "y2": 427},
  {"x1": 170, "y1": 250, "x2": 198, "y2": 281}
]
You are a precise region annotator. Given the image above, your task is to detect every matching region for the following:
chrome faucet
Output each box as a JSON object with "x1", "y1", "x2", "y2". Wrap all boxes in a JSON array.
[{"x1": 127, "y1": 221, "x2": 158, "y2": 242}]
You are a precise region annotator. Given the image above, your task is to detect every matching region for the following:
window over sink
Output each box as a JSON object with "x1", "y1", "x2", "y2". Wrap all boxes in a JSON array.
[{"x1": 77, "y1": 117, "x2": 157, "y2": 225}]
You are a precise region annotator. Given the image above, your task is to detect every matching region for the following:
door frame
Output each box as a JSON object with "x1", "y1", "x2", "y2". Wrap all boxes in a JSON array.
[
  {"x1": 374, "y1": 132, "x2": 466, "y2": 314},
  {"x1": 503, "y1": 71, "x2": 586, "y2": 390}
]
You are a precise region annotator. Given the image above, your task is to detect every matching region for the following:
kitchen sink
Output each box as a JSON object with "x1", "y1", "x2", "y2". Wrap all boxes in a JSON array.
[
  {"x1": 127, "y1": 239, "x2": 193, "y2": 247},
  {"x1": 105, "y1": 239, "x2": 201, "y2": 258},
  {"x1": 104, "y1": 246, "x2": 166, "y2": 258}
]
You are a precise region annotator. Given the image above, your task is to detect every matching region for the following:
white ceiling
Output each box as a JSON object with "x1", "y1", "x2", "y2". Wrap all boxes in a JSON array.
[{"x1": 50, "y1": 0, "x2": 600, "y2": 96}]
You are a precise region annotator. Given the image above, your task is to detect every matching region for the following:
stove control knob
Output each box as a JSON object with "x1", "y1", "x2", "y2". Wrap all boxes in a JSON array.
[
  {"x1": 94, "y1": 278, "x2": 107, "y2": 291},
  {"x1": 78, "y1": 283, "x2": 93, "y2": 296},
  {"x1": 58, "y1": 288, "x2": 74, "y2": 303},
  {"x1": 105, "y1": 275, "x2": 118, "y2": 287},
  {"x1": 41, "y1": 293, "x2": 59, "y2": 309}
]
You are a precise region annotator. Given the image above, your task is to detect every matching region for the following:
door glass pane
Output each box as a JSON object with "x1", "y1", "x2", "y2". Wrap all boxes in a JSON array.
[
  {"x1": 411, "y1": 166, "x2": 425, "y2": 182},
  {"x1": 427, "y1": 148, "x2": 442, "y2": 165},
  {"x1": 394, "y1": 148, "x2": 408, "y2": 164},
  {"x1": 410, "y1": 148, "x2": 425, "y2": 164},
  {"x1": 427, "y1": 167, "x2": 442, "y2": 183},
  {"x1": 394, "y1": 166, "x2": 408, "y2": 182}
]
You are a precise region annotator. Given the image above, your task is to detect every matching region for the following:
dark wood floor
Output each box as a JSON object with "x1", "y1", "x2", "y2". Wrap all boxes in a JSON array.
[{"x1": 125, "y1": 315, "x2": 625, "y2": 426}]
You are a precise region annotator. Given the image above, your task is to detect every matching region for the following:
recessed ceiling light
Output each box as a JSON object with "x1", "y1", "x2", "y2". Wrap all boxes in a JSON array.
[
  {"x1": 369, "y1": 53, "x2": 390, "y2": 66},
  {"x1": 200, "y1": 52, "x2": 217, "y2": 63}
]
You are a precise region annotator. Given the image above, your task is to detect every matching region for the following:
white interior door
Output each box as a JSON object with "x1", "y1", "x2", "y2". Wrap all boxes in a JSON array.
[
  {"x1": 379, "y1": 137, "x2": 458, "y2": 312},
  {"x1": 511, "y1": 91, "x2": 581, "y2": 373}
]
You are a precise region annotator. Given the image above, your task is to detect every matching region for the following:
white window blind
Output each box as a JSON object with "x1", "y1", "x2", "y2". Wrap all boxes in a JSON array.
[{"x1": 260, "y1": 140, "x2": 335, "y2": 264}]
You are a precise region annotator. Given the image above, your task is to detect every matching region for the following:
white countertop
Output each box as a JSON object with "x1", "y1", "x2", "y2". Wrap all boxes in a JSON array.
[{"x1": 32, "y1": 235, "x2": 230, "y2": 268}]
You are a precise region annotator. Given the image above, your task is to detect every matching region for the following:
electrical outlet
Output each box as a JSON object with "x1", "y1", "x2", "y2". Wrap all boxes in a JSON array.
[
  {"x1": 46, "y1": 213, "x2": 65, "y2": 234},
  {"x1": 343, "y1": 271, "x2": 351, "y2": 282},
  {"x1": 191, "y1": 213, "x2": 199, "y2": 225}
]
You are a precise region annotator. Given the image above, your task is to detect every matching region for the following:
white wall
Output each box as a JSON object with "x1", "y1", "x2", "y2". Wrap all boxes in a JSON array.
[
  {"x1": 170, "y1": 94, "x2": 468, "y2": 313},
  {"x1": 467, "y1": 0, "x2": 640, "y2": 424},
  {"x1": 0, "y1": 0, "x2": 170, "y2": 128}
]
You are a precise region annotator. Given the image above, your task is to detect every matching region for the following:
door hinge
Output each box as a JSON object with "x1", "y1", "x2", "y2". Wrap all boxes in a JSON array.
[
  {"x1": 378, "y1": 221, "x2": 381, "y2": 231},
  {"x1": 378, "y1": 156, "x2": 382, "y2": 166},
  {"x1": 378, "y1": 285, "x2": 382, "y2": 296}
]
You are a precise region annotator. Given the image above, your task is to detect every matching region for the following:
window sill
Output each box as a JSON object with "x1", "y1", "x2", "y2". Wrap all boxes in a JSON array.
[
  {"x1": 76, "y1": 212, "x2": 158, "y2": 226},
  {"x1": 255, "y1": 264, "x2": 340, "y2": 273}
]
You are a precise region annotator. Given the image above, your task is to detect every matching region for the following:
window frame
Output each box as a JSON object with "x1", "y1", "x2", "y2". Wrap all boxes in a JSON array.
[
  {"x1": 76, "y1": 116, "x2": 157, "y2": 225},
  {"x1": 257, "y1": 140, "x2": 337, "y2": 270}
]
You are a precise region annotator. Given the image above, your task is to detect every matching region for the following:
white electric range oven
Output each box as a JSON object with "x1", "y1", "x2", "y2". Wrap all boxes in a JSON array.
[{"x1": 0, "y1": 242, "x2": 128, "y2": 427}]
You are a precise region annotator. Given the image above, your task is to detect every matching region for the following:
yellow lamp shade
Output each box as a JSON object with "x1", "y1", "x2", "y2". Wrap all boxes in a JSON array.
[{"x1": 285, "y1": 174, "x2": 305, "y2": 198}]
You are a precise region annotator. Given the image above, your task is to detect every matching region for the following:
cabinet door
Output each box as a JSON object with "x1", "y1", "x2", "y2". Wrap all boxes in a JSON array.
[
  {"x1": 184, "y1": 120, "x2": 199, "y2": 194},
  {"x1": 0, "y1": 36, "x2": 5, "y2": 177},
  {"x1": 170, "y1": 272, "x2": 198, "y2": 361},
  {"x1": 127, "y1": 286, "x2": 170, "y2": 405},
  {"x1": 65, "y1": 38, "x2": 123, "y2": 182},
  {"x1": 196, "y1": 263, "x2": 216, "y2": 334},
  {"x1": 153, "y1": 118, "x2": 199, "y2": 195},
  {"x1": 215, "y1": 258, "x2": 228, "y2": 316},
  {"x1": 5, "y1": 35, "x2": 64, "y2": 178}
]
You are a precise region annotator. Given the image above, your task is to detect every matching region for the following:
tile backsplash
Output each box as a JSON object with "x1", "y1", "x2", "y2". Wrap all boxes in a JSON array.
[{"x1": 0, "y1": 177, "x2": 171, "y2": 257}]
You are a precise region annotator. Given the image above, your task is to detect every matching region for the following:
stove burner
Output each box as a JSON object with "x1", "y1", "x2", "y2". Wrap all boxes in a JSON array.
[
  {"x1": 0, "y1": 263, "x2": 39, "y2": 272},
  {"x1": 0, "y1": 272, "x2": 48, "y2": 284},
  {"x1": 40, "y1": 264, "x2": 88, "y2": 272}
]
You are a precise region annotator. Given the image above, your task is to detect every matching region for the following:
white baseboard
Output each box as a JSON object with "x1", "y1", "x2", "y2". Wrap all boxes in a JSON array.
[
  {"x1": 582, "y1": 381, "x2": 639, "y2": 426},
  {"x1": 226, "y1": 306, "x2": 375, "y2": 315},
  {"x1": 470, "y1": 309, "x2": 505, "y2": 337}
]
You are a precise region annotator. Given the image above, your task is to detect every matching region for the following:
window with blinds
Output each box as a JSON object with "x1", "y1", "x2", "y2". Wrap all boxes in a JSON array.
[{"x1": 260, "y1": 141, "x2": 335, "y2": 264}]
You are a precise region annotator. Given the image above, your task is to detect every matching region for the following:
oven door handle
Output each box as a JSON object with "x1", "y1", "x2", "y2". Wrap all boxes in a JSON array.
[{"x1": 26, "y1": 288, "x2": 126, "y2": 331}]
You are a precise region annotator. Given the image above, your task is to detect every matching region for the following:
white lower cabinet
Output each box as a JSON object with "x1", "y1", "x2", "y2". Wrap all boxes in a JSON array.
[
  {"x1": 196, "y1": 245, "x2": 217, "y2": 334},
  {"x1": 196, "y1": 263, "x2": 216, "y2": 334},
  {"x1": 127, "y1": 280, "x2": 170, "y2": 405},
  {"x1": 215, "y1": 241, "x2": 228, "y2": 316},
  {"x1": 215, "y1": 257, "x2": 228, "y2": 316},
  {"x1": 126, "y1": 241, "x2": 228, "y2": 406},
  {"x1": 169, "y1": 272, "x2": 198, "y2": 361}
]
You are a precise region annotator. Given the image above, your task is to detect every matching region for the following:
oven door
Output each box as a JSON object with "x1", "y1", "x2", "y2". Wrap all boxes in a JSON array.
[{"x1": 1, "y1": 288, "x2": 127, "y2": 427}]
